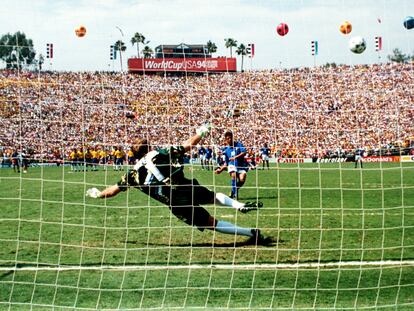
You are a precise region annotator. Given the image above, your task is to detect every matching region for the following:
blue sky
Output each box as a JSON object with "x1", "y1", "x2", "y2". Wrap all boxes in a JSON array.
[{"x1": 1, "y1": 0, "x2": 413, "y2": 71}]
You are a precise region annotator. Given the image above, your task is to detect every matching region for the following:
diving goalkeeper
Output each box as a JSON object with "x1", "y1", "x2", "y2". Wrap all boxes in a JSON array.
[{"x1": 86, "y1": 124, "x2": 271, "y2": 245}]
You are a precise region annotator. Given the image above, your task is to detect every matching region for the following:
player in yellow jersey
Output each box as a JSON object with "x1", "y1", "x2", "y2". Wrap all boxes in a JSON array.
[
  {"x1": 92, "y1": 146, "x2": 101, "y2": 171},
  {"x1": 127, "y1": 147, "x2": 135, "y2": 165},
  {"x1": 99, "y1": 148, "x2": 107, "y2": 170},
  {"x1": 77, "y1": 149, "x2": 84, "y2": 171},
  {"x1": 84, "y1": 148, "x2": 93, "y2": 171},
  {"x1": 69, "y1": 148, "x2": 79, "y2": 172},
  {"x1": 111, "y1": 147, "x2": 117, "y2": 170},
  {"x1": 114, "y1": 147, "x2": 125, "y2": 171}
]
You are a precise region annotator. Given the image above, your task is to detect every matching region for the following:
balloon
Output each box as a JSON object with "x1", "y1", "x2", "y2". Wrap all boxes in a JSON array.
[
  {"x1": 276, "y1": 23, "x2": 289, "y2": 36},
  {"x1": 339, "y1": 21, "x2": 352, "y2": 34},
  {"x1": 403, "y1": 16, "x2": 414, "y2": 30},
  {"x1": 75, "y1": 25, "x2": 87, "y2": 37}
]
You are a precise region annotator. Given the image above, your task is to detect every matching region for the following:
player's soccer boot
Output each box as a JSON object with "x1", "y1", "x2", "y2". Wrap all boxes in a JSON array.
[
  {"x1": 239, "y1": 201, "x2": 263, "y2": 213},
  {"x1": 248, "y1": 229, "x2": 273, "y2": 246}
]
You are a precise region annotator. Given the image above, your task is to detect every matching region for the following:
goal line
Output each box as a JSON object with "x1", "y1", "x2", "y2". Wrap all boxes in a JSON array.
[{"x1": 2, "y1": 260, "x2": 414, "y2": 272}]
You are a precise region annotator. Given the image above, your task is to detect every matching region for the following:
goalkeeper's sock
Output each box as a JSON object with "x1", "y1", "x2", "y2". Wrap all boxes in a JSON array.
[
  {"x1": 215, "y1": 220, "x2": 254, "y2": 237},
  {"x1": 215, "y1": 193, "x2": 244, "y2": 209}
]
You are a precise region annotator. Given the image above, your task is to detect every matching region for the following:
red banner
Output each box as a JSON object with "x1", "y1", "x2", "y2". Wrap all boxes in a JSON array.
[{"x1": 128, "y1": 57, "x2": 237, "y2": 73}]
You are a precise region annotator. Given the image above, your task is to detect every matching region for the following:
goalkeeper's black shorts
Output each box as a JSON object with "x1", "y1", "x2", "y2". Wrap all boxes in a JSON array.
[{"x1": 162, "y1": 178, "x2": 216, "y2": 230}]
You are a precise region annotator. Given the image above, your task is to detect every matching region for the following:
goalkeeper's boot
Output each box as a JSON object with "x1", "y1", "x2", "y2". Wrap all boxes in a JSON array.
[
  {"x1": 249, "y1": 229, "x2": 273, "y2": 246},
  {"x1": 239, "y1": 201, "x2": 263, "y2": 214}
]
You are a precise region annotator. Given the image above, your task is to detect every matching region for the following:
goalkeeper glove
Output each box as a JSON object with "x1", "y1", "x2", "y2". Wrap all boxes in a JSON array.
[
  {"x1": 86, "y1": 188, "x2": 102, "y2": 199},
  {"x1": 196, "y1": 123, "x2": 212, "y2": 138}
]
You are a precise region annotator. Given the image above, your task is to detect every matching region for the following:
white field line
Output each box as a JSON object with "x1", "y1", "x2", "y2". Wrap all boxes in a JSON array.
[
  {"x1": 1, "y1": 260, "x2": 414, "y2": 272},
  {"x1": 2, "y1": 209, "x2": 414, "y2": 222}
]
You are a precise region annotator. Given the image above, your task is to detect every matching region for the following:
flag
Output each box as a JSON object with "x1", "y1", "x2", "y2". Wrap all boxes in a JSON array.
[
  {"x1": 375, "y1": 36, "x2": 382, "y2": 51},
  {"x1": 46, "y1": 43, "x2": 53, "y2": 59},
  {"x1": 247, "y1": 43, "x2": 255, "y2": 58},
  {"x1": 311, "y1": 41, "x2": 318, "y2": 56}
]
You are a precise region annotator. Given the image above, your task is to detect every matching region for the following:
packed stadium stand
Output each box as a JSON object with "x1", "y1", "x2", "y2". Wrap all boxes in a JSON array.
[{"x1": 0, "y1": 63, "x2": 413, "y2": 164}]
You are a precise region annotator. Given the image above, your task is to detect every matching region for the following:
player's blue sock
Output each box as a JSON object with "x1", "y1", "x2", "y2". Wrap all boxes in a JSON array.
[
  {"x1": 215, "y1": 220, "x2": 253, "y2": 237},
  {"x1": 231, "y1": 178, "x2": 237, "y2": 196}
]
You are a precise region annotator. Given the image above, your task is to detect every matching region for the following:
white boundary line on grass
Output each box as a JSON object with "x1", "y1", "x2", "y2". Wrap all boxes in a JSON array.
[{"x1": 1, "y1": 260, "x2": 414, "y2": 272}]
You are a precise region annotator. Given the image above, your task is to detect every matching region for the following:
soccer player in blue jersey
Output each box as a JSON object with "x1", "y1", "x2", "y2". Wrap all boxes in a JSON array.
[
  {"x1": 215, "y1": 131, "x2": 248, "y2": 199},
  {"x1": 205, "y1": 145, "x2": 213, "y2": 171},
  {"x1": 260, "y1": 143, "x2": 271, "y2": 170},
  {"x1": 198, "y1": 145, "x2": 206, "y2": 170},
  {"x1": 354, "y1": 147, "x2": 365, "y2": 168},
  {"x1": 86, "y1": 124, "x2": 270, "y2": 245}
]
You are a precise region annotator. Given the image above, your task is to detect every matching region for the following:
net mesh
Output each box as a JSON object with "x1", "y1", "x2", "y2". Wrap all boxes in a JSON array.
[{"x1": 1, "y1": 12, "x2": 414, "y2": 311}]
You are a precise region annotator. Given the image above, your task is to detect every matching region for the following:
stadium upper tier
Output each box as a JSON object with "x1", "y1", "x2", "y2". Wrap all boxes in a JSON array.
[{"x1": 0, "y1": 63, "x2": 413, "y2": 159}]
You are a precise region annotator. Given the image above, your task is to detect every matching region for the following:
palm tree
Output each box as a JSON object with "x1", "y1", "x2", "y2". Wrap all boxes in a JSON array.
[
  {"x1": 114, "y1": 40, "x2": 127, "y2": 71},
  {"x1": 224, "y1": 38, "x2": 237, "y2": 58},
  {"x1": 0, "y1": 31, "x2": 36, "y2": 69},
  {"x1": 236, "y1": 43, "x2": 248, "y2": 72},
  {"x1": 206, "y1": 40, "x2": 217, "y2": 55},
  {"x1": 142, "y1": 46, "x2": 153, "y2": 58},
  {"x1": 131, "y1": 32, "x2": 148, "y2": 57},
  {"x1": 387, "y1": 48, "x2": 410, "y2": 63}
]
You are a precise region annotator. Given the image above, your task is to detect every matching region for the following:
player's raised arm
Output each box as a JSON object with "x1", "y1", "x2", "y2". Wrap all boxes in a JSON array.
[{"x1": 182, "y1": 123, "x2": 212, "y2": 152}]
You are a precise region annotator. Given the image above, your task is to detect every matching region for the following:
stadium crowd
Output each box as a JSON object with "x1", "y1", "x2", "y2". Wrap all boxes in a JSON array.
[{"x1": 0, "y1": 62, "x2": 413, "y2": 167}]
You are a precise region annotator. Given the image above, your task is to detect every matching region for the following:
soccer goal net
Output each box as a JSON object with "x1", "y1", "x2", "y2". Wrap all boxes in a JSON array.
[{"x1": 1, "y1": 17, "x2": 414, "y2": 311}]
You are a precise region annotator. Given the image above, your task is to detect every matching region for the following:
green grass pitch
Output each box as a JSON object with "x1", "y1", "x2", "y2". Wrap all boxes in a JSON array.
[{"x1": 0, "y1": 162, "x2": 413, "y2": 310}]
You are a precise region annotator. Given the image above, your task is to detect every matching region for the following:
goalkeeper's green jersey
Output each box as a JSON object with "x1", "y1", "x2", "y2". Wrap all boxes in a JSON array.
[
  {"x1": 149, "y1": 146, "x2": 186, "y2": 183},
  {"x1": 118, "y1": 145, "x2": 186, "y2": 190}
]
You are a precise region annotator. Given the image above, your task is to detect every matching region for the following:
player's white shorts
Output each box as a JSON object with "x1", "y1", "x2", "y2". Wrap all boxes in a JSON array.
[
  {"x1": 262, "y1": 154, "x2": 269, "y2": 161},
  {"x1": 228, "y1": 164, "x2": 247, "y2": 174},
  {"x1": 355, "y1": 155, "x2": 363, "y2": 161},
  {"x1": 200, "y1": 155, "x2": 206, "y2": 161}
]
